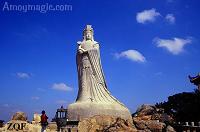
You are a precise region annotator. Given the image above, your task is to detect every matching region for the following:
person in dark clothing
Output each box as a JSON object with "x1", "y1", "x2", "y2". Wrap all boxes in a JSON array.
[{"x1": 41, "y1": 110, "x2": 48, "y2": 132}]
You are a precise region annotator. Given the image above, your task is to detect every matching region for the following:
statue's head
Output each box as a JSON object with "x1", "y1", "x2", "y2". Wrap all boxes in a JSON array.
[{"x1": 83, "y1": 25, "x2": 94, "y2": 41}]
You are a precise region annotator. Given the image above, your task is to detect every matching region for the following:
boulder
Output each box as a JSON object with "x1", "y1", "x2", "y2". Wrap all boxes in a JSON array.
[
  {"x1": 78, "y1": 115, "x2": 137, "y2": 132},
  {"x1": 32, "y1": 113, "x2": 41, "y2": 124},
  {"x1": 151, "y1": 113, "x2": 173, "y2": 123},
  {"x1": 136, "y1": 104, "x2": 156, "y2": 117},
  {"x1": 137, "y1": 130, "x2": 151, "y2": 132},
  {"x1": 145, "y1": 120, "x2": 166, "y2": 132},
  {"x1": 133, "y1": 104, "x2": 175, "y2": 132},
  {"x1": 47, "y1": 122, "x2": 57, "y2": 131},
  {"x1": 11, "y1": 112, "x2": 27, "y2": 121},
  {"x1": 133, "y1": 119, "x2": 147, "y2": 130},
  {"x1": 133, "y1": 118, "x2": 165, "y2": 131},
  {"x1": 166, "y1": 125, "x2": 176, "y2": 132}
]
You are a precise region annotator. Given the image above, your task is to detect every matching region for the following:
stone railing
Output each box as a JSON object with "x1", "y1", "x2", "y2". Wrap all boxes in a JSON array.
[
  {"x1": 59, "y1": 121, "x2": 79, "y2": 132},
  {"x1": 174, "y1": 122, "x2": 200, "y2": 132}
]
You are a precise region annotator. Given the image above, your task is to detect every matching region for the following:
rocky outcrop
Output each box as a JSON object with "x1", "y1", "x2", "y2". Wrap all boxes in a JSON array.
[
  {"x1": 133, "y1": 118, "x2": 166, "y2": 132},
  {"x1": 77, "y1": 113, "x2": 175, "y2": 132},
  {"x1": 0, "y1": 112, "x2": 57, "y2": 132},
  {"x1": 135, "y1": 105, "x2": 156, "y2": 117},
  {"x1": 32, "y1": 113, "x2": 41, "y2": 124},
  {"x1": 11, "y1": 112, "x2": 27, "y2": 121},
  {"x1": 166, "y1": 125, "x2": 176, "y2": 132},
  {"x1": 78, "y1": 115, "x2": 137, "y2": 132},
  {"x1": 133, "y1": 104, "x2": 175, "y2": 132}
]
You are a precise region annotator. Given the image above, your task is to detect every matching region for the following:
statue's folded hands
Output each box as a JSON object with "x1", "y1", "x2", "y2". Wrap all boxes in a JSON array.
[{"x1": 78, "y1": 45, "x2": 87, "y2": 53}]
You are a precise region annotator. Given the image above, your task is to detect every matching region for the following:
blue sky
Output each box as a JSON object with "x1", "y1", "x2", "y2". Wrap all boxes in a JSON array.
[{"x1": 0, "y1": 0, "x2": 200, "y2": 121}]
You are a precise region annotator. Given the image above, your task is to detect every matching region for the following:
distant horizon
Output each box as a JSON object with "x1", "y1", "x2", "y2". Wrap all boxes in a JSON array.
[{"x1": 1, "y1": 0, "x2": 200, "y2": 122}]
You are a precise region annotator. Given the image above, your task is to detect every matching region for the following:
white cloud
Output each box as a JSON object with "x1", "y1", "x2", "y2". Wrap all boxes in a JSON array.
[
  {"x1": 153, "y1": 37, "x2": 192, "y2": 55},
  {"x1": 52, "y1": 83, "x2": 72, "y2": 91},
  {"x1": 56, "y1": 100, "x2": 68, "y2": 104},
  {"x1": 16, "y1": 72, "x2": 30, "y2": 79},
  {"x1": 31, "y1": 96, "x2": 40, "y2": 100},
  {"x1": 165, "y1": 14, "x2": 175, "y2": 24},
  {"x1": 2, "y1": 104, "x2": 10, "y2": 107},
  {"x1": 136, "y1": 8, "x2": 161, "y2": 24},
  {"x1": 115, "y1": 50, "x2": 146, "y2": 63}
]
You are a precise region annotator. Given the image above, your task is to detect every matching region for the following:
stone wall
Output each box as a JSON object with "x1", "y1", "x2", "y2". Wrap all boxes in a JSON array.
[{"x1": 174, "y1": 122, "x2": 200, "y2": 132}]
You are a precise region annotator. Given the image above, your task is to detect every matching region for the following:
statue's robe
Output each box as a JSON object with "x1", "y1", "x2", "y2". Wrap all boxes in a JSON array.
[
  {"x1": 67, "y1": 42, "x2": 132, "y2": 121},
  {"x1": 76, "y1": 44, "x2": 124, "y2": 105}
]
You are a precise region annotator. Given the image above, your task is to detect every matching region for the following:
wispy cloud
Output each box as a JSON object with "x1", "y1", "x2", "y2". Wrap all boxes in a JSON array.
[
  {"x1": 115, "y1": 50, "x2": 146, "y2": 63},
  {"x1": 13, "y1": 26, "x2": 49, "y2": 39},
  {"x1": 56, "y1": 100, "x2": 68, "y2": 105},
  {"x1": 136, "y1": 8, "x2": 161, "y2": 24},
  {"x1": 37, "y1": 88, "x2": 46, "y2": 92},
  {"x1": 16, "y1": 72, "x2": 31, "y2": 79},
  {"x1": 31, "y1": 96, "x2": 40, "y2": 100},
  {"x1": 165, "y1": 14, "x2": 175, "y2": 24},
  {"x1": 154, "y1": 72, "x2": 163, "y2": 76},
  {"x1": 52, "y1": 83, "x2": 73, "y2": 91},
  {"x1": 2, "y1": 104, "x2": 10, "y2": 108},
  {"x1": 153, "y1": 37, "x2": 192, "y2": 55}
]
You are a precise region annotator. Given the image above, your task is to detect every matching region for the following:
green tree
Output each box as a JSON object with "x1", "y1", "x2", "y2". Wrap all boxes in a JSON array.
[{"x1": 156, "y1": 90, "x2": 200, "y2": 122}]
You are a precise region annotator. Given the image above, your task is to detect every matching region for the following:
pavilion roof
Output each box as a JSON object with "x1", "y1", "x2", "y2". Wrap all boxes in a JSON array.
[{"x1": 189, "y1": 73, "x2": 200, "y2": 85}]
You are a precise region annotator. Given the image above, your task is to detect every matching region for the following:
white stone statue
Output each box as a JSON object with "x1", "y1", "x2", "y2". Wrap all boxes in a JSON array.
[{"x1": 67, "y1": 25, "x2": 132, "y2": 121}]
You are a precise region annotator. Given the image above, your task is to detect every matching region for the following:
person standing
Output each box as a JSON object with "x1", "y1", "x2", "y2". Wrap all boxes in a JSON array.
[{"x1": 41, "y1": 110, "x2": 48, "y2": 132}]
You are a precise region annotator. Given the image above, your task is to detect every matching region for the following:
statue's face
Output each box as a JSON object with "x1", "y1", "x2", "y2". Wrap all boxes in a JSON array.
[{"x1": 86, "y1": 32, "x2": 92, "y2": 40}]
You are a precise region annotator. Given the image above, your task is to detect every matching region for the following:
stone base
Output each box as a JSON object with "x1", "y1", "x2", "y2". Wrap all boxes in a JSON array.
[{"x1": 67, "y1": 102, "x2": 132, "y2": 122}]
